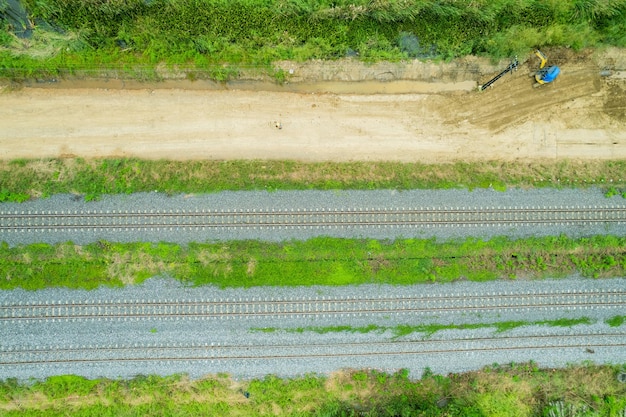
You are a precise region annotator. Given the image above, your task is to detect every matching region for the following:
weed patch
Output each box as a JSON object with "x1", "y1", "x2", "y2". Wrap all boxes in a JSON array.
[
  {"x1": 1, "y1": 365, "x2": 625, "y2": 416},
  {"x1": 1, "y1": 159, "x2": 626, "y2": 202},
  {"x1": 1, "y1": 236, "x2": 625, "y2": 290},
  {"x1": 606, "y1": 315, "x2": 625, "y2": 327},
  {"x1": 251, "y1": 317, "x2": 597, "y2": 339}
]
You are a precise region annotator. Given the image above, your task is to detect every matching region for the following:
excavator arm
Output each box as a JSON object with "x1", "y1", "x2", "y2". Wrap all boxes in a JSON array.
[{"x1": 535, "y1": 50, "x2": 548, "y2": 69}]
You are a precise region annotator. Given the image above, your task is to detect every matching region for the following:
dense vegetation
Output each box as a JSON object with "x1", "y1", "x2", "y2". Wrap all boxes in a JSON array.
[
  {"x1": 1, "y1": 235, "x2": 625, "y2": 290},
  {"x1": 1, "y1": 364, "x2": 625, "y2": 416},
  {"x1": 1, "y1": 0, "x2": 626, "y2": 79},
  {"x1": 1, "y1": 158, "x2": 625, "y2": 202}
]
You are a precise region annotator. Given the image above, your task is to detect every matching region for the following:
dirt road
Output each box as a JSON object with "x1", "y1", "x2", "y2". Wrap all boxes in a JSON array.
[{"x1": 1, "y1": 51, "x2": 624, "y2": 162}]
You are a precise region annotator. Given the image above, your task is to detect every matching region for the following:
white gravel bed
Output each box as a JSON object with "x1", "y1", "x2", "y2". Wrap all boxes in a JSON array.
[
  {"x1": 3, "y1": 275, "x2": 625, "y2": 305},
  {"x1": 1, "y1": 188, "x2": 624, "y2": 380},
  {"x1": 1, "y1": 277, "x2": 624, "y2": 380},
  {"x1": 2, "y1": 188, "x2": 625, "y2": 245},
  {"x1": 1, "y1": 322, "x2": 622, "y2": 380}
]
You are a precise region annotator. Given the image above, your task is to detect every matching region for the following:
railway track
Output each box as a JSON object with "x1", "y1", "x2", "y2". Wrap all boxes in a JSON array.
[
  {"x1": 1, "y1": 205, "x2": 625, "y2": 231},
  {"x1": 2, "y1": 289, "x2": 624, "y2": 321},
  {"x1": 2, "y1": 278, "x2": 624, "y2": 379},
  {"x1": 2, "y1": 332, "x2": 624, "y2": 366}
]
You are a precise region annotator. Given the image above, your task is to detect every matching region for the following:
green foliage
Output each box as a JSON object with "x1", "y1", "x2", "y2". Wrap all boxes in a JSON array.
[
  {"x1": 351, "y1": 371, "x2": 367, "y2": 382},
  {"x1": 482, "y1": 22, "x2": 599, "y2": 57},
  {"x1": 2, "y1": 159, "x2": 626, "y2": 204},
  {"x1": 1, "y1": 235, "x2": 625, "y2": 290},
  {"x1": 0, "y1": 23, "x2": 14, "y2": 47},
  {"x1": 474, "y1": 390, "x2": 532, "y2": 417},
  {"x1": 32, "y1": 375, "x2": 100, "y2": 399},
  {"x1": 0, "y1": 189, "x2": 30, "y2": 202},
  {"x1": 3, "y1": 0, "x2": 626, "y2": 78},
  {"x1": 1, "y1": 364, "x2": 625, "y2": 416},
  {"x1": 606, "y1": 315, "x2": 625, "y2": 327},
  {"x1": 254, "y1": 317, "x2": 598, "y2": 340}
]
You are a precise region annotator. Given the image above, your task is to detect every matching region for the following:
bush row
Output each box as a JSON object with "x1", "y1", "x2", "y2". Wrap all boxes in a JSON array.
[
  {"x1": 1, "y1": 0, "x2": 624, "y2": 78},
  {"x1": 1, "y1": 364, "x2": 625, "y2": 416}
]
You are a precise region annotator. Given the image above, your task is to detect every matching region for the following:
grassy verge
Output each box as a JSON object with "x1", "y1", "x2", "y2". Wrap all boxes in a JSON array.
[
  {"x1": 1, "y1": 364, "x2": 625, "y2": 416},
  {"x1": 2, "y1": 0, "x2": 625, "y2": 81},
  {"x1": 1, "y1": 158, "x2": 626, "y2": 202},
  {"x1": 1, "y1": 235, "x2": 625, "y2": 290},
  {"x1": 252, "y1": 317, "x2": 605, "y2": 339}
]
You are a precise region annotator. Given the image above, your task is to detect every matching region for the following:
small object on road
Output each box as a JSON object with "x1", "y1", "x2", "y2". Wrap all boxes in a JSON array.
[
  {"x1": 478, "y1": 57, "x2": 519, "y2": 91},
  {"x1": 274, "y1": 121, "x2": 282, "y2": 130},
  {"x1": 531, "y1": 50, "x2": 560, "y2": 87}
]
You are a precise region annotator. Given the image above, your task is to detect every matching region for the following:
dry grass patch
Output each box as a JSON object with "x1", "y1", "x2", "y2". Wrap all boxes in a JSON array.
[
  {"x1": 456, "y1": 369, "x2": 536, "y2": 417},
  {"x1": 324, "y1": 370, "x2": 386, "y2": 406},
  {"x1": 556, "y1": 365, "x2": 622, "y2": 402},
  {"x1": 19, "y1": 252, "x2": 33, "y2": 265},
  {"x1": 105, "y1": 252, "x2": 166, "y2": 285},
  {"x1": 54, "y1": 242, "x2": 82, "y2": 259},
  {"x1": 468, "y1": 370, "x2": 535, "y2": 399},
  {"x1": 22, "y1": 159, "x2": 58, "y2": 176},
  {"x1": 246, "y1": 257, "x2": 258, "y2": 276},
  {"x1": 0, "y1": 391, "x2": 48, "y2": 412},
  {"x1": 324, "y1": 370, "x2": 365, "y2": 402},
  {"x1": 366, "y1": 254, "x2": 391, "y2": 274},
  {"x1": 197, "y1": 248, "x2": 233, "y2": 276}
]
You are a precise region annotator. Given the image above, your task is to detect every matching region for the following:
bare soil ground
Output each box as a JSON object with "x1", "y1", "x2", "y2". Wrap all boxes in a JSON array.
[{"x1": 1, "y1": 48, "x2": 624, "y2": 162}]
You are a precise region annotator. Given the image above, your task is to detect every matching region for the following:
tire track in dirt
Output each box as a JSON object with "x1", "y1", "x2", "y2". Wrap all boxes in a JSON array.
[{"x1": 443, "y1": 65, "x2": 603, "y2": 132}]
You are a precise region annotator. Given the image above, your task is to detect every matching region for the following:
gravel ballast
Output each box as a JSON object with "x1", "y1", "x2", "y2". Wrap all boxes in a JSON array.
[
  {"x1": 1, "y1": 277, "x2": 624, "y2": 380},
  {"x1": 1, "y1": 188, "x2": 625, "y2": 245},
  {"x1": 1, "y1": 188, "x2": 625, "y2": 380}
]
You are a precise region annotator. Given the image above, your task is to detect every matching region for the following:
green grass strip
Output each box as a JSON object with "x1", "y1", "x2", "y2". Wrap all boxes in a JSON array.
[
  {"x1": 251, "y1": 317, "x2": 597, "y2": 339},
  {"x1": 1, "y1": 235, "x2": 625, "y2": 290},
  {"x1": 1, "y1": 364, "x2": 625, "y2": 416},
  {"x1": 1, "y1": 159, "x2": 626, "y2": 202}
]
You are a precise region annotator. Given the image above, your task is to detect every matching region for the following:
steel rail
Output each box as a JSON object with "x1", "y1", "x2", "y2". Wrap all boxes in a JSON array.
[
  {"x1": 4, "y1": 207, "x2": 625, "y2": 216},
  {"x1": 1, "y1": 206, "x2": 625, "y2": 231},
  {"x1": 3, "y1": 333, "x2": 624, "y2": 365},
  {"x1": 3, "y1": 288, "x2": 622, "y2": 306},
  {"x1": 2, "y1": 289, "x2": 623, "y2": 320}
]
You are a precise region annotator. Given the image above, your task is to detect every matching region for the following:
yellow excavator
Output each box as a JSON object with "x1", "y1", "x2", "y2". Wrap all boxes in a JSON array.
[{"x1": 532, "y1": 50, "x2": 560, "y2": 87}]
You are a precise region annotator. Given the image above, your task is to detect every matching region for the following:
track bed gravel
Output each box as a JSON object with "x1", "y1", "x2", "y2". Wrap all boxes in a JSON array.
[
  {"x1": 1, "y1": 277, "x2": 624, "y2": 380},
  {"x1": 1, "y1": 188, "x2": 625, "y2": 380},
  {"x1": 2, "y1": 188, "x2": 625, "y2": 245}
]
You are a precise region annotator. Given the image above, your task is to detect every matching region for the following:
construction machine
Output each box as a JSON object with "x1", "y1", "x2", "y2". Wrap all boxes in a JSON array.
[{"x1": 532, "y1": 50, "x2": 560, "y2": 87}]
